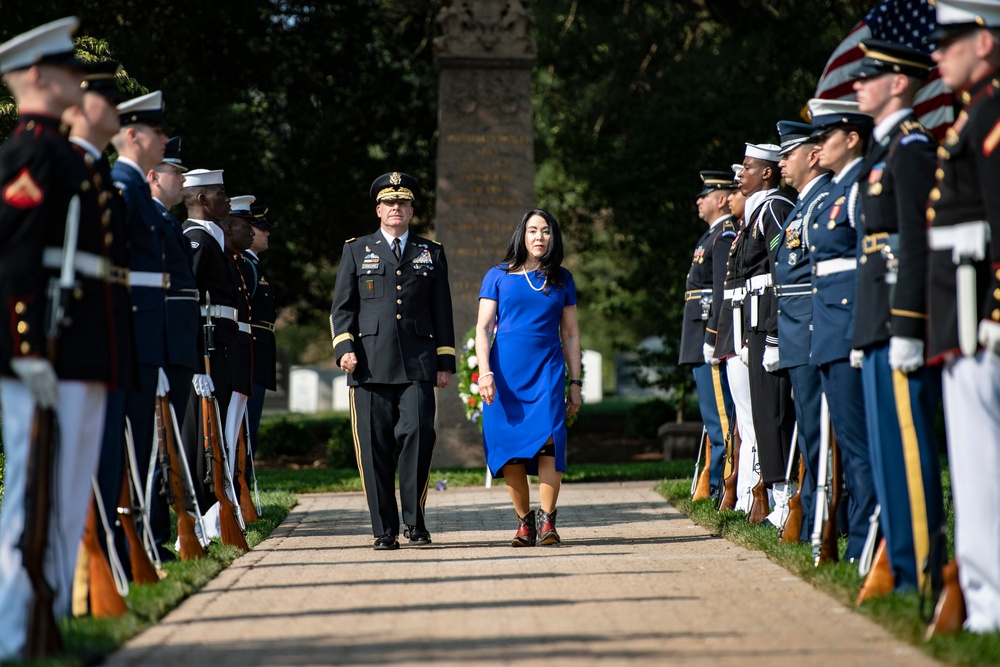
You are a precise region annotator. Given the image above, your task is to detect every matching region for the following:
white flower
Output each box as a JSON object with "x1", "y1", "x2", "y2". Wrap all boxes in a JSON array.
[
  {"x1": 470, "y1": 382, "x2": 479, "y2": 393},
  {"x1": 467, "y1": 355, "x2": 478, "y2": 369},
  {"x1": 459, "y1": 392, "x2": 470, "y2": 401},
  {"x1": 466, "y1": 338, "x2": 475, "y2": 351}
]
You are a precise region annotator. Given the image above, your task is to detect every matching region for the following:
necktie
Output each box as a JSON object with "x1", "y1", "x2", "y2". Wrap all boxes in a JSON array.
[{"x1": 392, "y1": 238, "x2": 401, "y2": 260}]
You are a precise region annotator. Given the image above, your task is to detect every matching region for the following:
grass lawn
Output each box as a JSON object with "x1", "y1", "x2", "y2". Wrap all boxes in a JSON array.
[{"x1": 657, "y1": 478, "x2": 1000, "y2": 667}]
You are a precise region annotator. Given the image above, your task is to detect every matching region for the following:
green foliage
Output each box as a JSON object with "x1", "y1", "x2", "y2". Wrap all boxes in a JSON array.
[
  {"x1": 658, "y1": 476, "x2": 1000, "y2": 667},
  {"x1": 256, "y1": 412, "x2": 354, "y2": 467}
]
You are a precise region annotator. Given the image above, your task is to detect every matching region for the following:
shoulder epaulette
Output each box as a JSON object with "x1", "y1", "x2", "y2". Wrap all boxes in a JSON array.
[
  {"x1": 344, "y1": 237, "x2": 356, "y2": 243},
  {"x1": 429, "y1": 239, "x2": 441, "y2": 246},
  {"x1": 900, "y1": 119, "x2": 925, "y2": 135}
]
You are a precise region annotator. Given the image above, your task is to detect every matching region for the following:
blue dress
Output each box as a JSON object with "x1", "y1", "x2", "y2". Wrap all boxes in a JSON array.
[{"x1": 478, "y1": 265, "x2": 577, "y2": 476}]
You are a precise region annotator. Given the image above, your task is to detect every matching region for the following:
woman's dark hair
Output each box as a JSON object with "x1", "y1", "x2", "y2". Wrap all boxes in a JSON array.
[{"x1": 500, "y1": 208, "x2": 566, "y2": 289}]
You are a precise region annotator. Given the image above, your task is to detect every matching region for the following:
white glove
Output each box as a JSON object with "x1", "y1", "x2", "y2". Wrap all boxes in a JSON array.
[
  {"x1": 762, "y1": 345, "x2": 780, "y2": 372},
  {"x1": 10, "y1": 357, "x2": 58, "y2": 409},
  {"x1": 849, "y1": 348, "x2": 864, "y2": 369},
  {"x1": 738, "y1": 346, "x2": 749, "y2": 366},
  {"x1": 979, "y1": 319, "x2": 1000, "y2": 355},
  {"x1": 156, "y1": 367, "x2": 171, "y2": 397},
  {"x1": 703, "y1": 342, "x2": 719, "y2": 366},
  {"x1": 888, "y1": 336, "x2": 925, "y2": 373},
  {"x1": 192, "y1": 374, "x2": 215, "y2": 398}
]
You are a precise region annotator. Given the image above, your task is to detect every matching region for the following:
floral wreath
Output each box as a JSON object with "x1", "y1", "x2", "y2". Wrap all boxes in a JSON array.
[{"x1": 456, "y1": 325, "x2": 582, "y2": 432}]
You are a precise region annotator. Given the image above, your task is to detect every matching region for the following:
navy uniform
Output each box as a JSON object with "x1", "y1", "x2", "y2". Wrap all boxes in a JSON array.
[
  {"x1": 739, "y1": 143, "x2": 795, "y2": 507},
  {"x1": 680, "y1": 171, "x2": 736, "y2": 493},
  {"x1": 180, "y1": 169, "x2": 238, "y2": 512},
  {"x1": 711, "y1": 165, "x2": 760, "y2": 512},
  {"x1": 242, "y1": 202, "x2": 277, "y2": 455},
  {"x1": 0, "y1": 18, "x2": 115, "y2": 659},
  {"x1": 330, "y1": 172, "x2": 456, "y2": 548},
  {"x1": 926, "y1": 1, "x2": 1000, "y2": 632},
  {"x1": 774, "y1": 121, "x2": 830, "y2": 541},
  {"x1": 806, "y1": 98, "x2": 877, "y2": 561},
  {"x1": 851, "y1": 41, "x2": 945, "y2": 593}
]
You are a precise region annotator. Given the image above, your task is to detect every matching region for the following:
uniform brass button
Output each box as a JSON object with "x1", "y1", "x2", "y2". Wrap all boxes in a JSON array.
[
  {"x1": 133, "y1": 305, "x2": 138, "y2": 312},
  {"x1": 396, "y1": 314, "x2": 402, "y2": 320},
  {"x1": 74, "y1": 288, "x2": 83, "y2": 300},
  {"x1": 366, "y1": 270, "x2": 371, "y2": 274},
  {"x1": 105, "y1": 232, "x2": 113, "y2": 245},
  {"x1": 937, "y1": 146, "x2": 948, "y2": 159},
  {"x1": 94, "y1": 174, "x2": 102, "y2": 188},
  {"x1": 80, "y1": 180, "x2": 91, "y2": 192},
  {"x1": 396, "y1": 285, "x2": 402, "y2": 291},
  {"x1": 810, "y1": 245, "x2": 816, "y2": 252},
  {"x1": 929, "y1": 188, "x2": 940, "y2": 201},
  {"x1": 841, "y1": 298, "x2": 848, "y2": 305},
  {"x1": 860, "y1": 255, "x2": 867, "y2": 265},
  {"x1": 14, "y1": 301, "x2": 26, "y2": 314},
  {"x1": 396, "y1": 299, "x2": 402, "y2": 305},
  {"x1": 994, "y1": 309, "x2": 1000, "y2": 321},
  {"x1": 813, "y1": 223, "x2": 818, "y2": 229},
  {"x1": 927, "y1": 208, "x2": 936, "y2": 222},
  {"x1": 25, "y1": 121, "x2": 34, "y2": 131},
  {"x1": 423, "y1": 272, "x2": 428, "y2": 276},
  {"x1": 17, "y1": 321, "x2": 28, "y2": 334},
  {"x1": 813, "y1": 288, "x2": 818, "y2": 294},
  {"x1": 995, "y1": 269, "x2": 1000, "y2": 280},
  {"x1": 935, "y1": 168, "x2": 945, "y2": 180},
  {"x1": 396, "y1": 270, "x2": 402, "y2": 276},
  {"x1": 20, "y1": 342, "x2": 30, "y2": 354},
  {"x1": 103, "y1": 210, "x2": 111, "y2": 224},
  {"x1": 962, "y1": 90, "x2": 971, "y2": 104},
  {"x1": 994, "y1": 288, "x2": 1000, "y2": 300}
]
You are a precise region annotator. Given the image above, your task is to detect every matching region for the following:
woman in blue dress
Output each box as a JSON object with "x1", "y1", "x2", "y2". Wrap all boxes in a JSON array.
[{"x1": 475, "y1": 209, "x2": 582, "y2": 546}]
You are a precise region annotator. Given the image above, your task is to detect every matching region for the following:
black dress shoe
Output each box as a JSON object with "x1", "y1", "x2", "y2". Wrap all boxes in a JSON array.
[
  {"x1": 403, "y1": 526, "x2": 432, "y2": 545},
  {"x1": 373, "y1": 534, "x2": 399, "y2": 550}
]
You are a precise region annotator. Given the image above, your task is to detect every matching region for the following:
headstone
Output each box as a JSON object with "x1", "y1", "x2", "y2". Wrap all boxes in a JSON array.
[
  {"x1": 288, "y1": 366, "x2": 341, "y2": 413},
  {"x1": 432, "y1": 0, "x2": 537, "y2": 467}
]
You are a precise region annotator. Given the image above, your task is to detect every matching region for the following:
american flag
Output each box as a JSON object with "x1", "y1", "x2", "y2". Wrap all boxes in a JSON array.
[{"x1": 814, "y1": 0, "x2": 954, "y2": 139}]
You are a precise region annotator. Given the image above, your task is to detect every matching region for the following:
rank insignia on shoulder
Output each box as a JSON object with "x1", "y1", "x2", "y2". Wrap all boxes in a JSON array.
[
  {"x1": 900, "y1": 133, "x2": 929, "y2": 145},
  {"x1": 983, "y1": 119, "x2": 1000, "y2": 157},
  {"x1": 2, "y1": 168, "x2": 43, "y2": 208}
]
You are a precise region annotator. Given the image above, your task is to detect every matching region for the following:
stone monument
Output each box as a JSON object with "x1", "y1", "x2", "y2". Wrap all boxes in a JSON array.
[{"x1": 432, "y1": 0, "x2": 536, "y2": 467}]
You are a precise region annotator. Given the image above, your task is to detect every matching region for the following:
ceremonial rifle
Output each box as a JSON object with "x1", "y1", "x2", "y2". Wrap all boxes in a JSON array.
[
  {"x1": 690, "y1": 426, "x2": 711, "y2": 501},
  {"x1": 201, "y1": 297, "x2": 249, "y2": 551},
  {"x1": 925, "y1": 560, "x2": 966, "y2": 639},
  {"x1": 116, "y1": 456, "x2": 160, "y2": 585},
  {"x1": 85, "y1": 480, "x2": 128, "y2": 617},
  {"x1": 811, "y1": 394, "x2": 841, "y2": 566},
  {"x1": 124, "y1": 417, "x2": 160, "y2": 569},
  {"x1": 717, "y1": 415, "x2": 740, "y2": 512},
  {"x1": 155, "y1": 392, "x2": 206, "y2": 560},
  {"x1": 20, "y1": 195, "x2": 81, "y2": 656},
  {"x1": 234, "y1": 421, "x2": 260, "y2": 523},
  {"x1": 747, "y1": 478, "x2": 770, "y2": 524},
  {"x1": 779, "y1": 455, "x2": 806, "y2": 544},
  {"x1": 772, "y1": 422, "x2": 799, "y2": 535}
]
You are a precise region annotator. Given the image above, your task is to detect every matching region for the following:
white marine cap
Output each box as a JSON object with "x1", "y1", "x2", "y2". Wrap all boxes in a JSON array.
[
  {"x1": 183, "y1": 169, "x2": 225, "y2": 188},
  {"x1": 0, "y1": 16, "x2": 83, "y2": 74},
  {"x1": 117, "y1": 90, "x2": 165, "y2": 127},
  {"x1": 934, "y1": 0, "x2": 1000, "y2": 30},
  {"x1": 744, "y1": 143, "x2": 782, "y2": 163},
  {"x1": 806, "y1": 98, "x2": 873, "y2": 136},
  {"x1": 229, "y1": 195, "x2": 255, "y2": 214}
]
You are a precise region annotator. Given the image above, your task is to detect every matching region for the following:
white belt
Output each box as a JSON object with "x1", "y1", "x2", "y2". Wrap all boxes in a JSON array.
[
  {"x1": 746, "y1": 274, "x2": 773, "y2": 293},
  {"x1": 813, "y1": 257, "x2": 857, "y2": 277},
  {"x1": 129, "y1": 271, "x2": 171, "y2": 289},
  {"x1": 774, "y1": 283, "x2": 812, "y2": 297},
  {"x1": 724, "y1": 287, "x2": 746, "y2": 302},
  {"x1": 238, "y1": 322, "x2": 251, "y2": 334},
  {"x1": 928, "y1": 220, "x2": 991, "y2": 264},
  {"x1": 42, "y1": 247, "x2": 127, "y2": 282},
  {"x1": 201, "y1": 305, "x2": 239, "y2": 322}
]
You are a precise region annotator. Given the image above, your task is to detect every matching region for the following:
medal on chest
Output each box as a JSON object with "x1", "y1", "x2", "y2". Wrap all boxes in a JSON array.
[
  {"x1": 692, "y1": 245, "x2": 706, "y2": 264},
  {"x1": 867, "y1": 164, "x2": 884, "y2": 196}
]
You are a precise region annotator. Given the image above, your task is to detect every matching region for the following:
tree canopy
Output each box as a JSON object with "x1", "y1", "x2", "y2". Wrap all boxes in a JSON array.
[{"x1": 1, "y1": 0, "x2": 871, "y2": 368}]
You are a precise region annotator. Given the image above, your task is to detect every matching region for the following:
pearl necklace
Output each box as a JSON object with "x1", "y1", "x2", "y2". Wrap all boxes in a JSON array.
[{"x1": 522, "y1": 266, "x2": 546, "y2": 292}]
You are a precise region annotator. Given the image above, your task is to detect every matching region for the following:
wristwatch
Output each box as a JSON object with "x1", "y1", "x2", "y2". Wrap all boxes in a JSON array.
[{"x1": 569, "y1": 379, "x2": 583, "y2": 387}]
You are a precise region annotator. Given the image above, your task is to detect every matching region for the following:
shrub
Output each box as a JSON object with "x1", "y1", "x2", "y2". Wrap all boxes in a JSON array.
[{"x1": 256, "y1": 412, "x2": 354, "y2": 467}]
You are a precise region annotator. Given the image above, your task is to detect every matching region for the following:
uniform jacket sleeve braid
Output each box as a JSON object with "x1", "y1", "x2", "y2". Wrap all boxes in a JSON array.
[
  {"x1": 890, "y1": 130, "x2": 937, "y2": 338},
  {"x1": 330, "y1": 241, "x2": 359, "y2": 363}
]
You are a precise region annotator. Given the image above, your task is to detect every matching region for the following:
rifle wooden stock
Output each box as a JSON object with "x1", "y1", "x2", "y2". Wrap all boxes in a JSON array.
[
  {"x1": 235, "y1": 424, "x2": 260, "y2": 523},
  {"x1": 691, "y1": 432, "x2": 712, "y2": 502},
  {"x1": 21, "y1": 408, "x2": 62, "y2": 658},
  {"x1": 83, "y1": 498, "x2": 127, "y2": 617},
  {"x1": 202, "y1": 396, "x2": 249, "y2": 551},
  {"x1": 116, "y1": 463, "x2": 159, "y2": 585},
  {"x1": 817, "y1": 429, "x2": 841, "y2": 565},
  {"x1": 780, "y1": 455, "x2": 805, "y2": 544},
  {"x1": 925, "y1": 560, "x2": 966, "y2": 639},
  {"x1": 718, "y1": 417, "x2": 740, "y2": 512},
  {"x1": 156, "y1": 395, "x2": 205, "y2": 561},
  {"x1": 856, "y1": 538, "x2": 894, "y2": 606},
  {"x1": 748, "y1": 478, "x2": 770, "y2": 524}
]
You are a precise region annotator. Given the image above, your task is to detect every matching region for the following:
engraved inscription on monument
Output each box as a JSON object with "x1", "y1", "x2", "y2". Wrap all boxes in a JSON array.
[{"x1": 433, "y1": 0, "x2": 536, "y2": 466}]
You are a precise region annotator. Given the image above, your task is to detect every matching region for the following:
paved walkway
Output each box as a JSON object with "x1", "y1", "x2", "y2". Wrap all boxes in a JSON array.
[{"x1": 105, "y1": 481, "x2": 940, "y2": 666}]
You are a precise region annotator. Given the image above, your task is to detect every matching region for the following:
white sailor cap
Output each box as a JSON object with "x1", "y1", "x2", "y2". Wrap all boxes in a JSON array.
[
  {"x1": 0, "y1": 16, "x2": 85, "y2": 75},
  {"x1": 744, "y1": 143, "x2": 782, "y2": 163},
  {"x1": 229, "y1": 195, "x2": 255, "y2": 216},
  {"x1": 931, "y1": 0, "x2": 1000, "y2": 41},
  {"x1": 183, "y1": 169, "x2": 225, "y2": 188},
  {"x1": 118, "y1": 90, "x2": 165, "y2": 127}
]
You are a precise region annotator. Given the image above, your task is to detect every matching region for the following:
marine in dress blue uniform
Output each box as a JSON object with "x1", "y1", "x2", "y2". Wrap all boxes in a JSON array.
[
  {"x1": 806, "y1": 99, "x2": 877, "y2": 561},
  {"x1": 737, "y1": 143, "x2": 795, "y2": 519},
  {"x1": 851, "y1": 40, "x2": 945, "y2": 594},
  {"x1": 680, "y1": 171, "x2": 736, "y2": 493},
  {"x1": 774, "y1": 121, "x2": 830, "y2": 541},
  {"x1": 330, "y1": 172, "x2": 456, "y2": 550},
  {"x1": 925, "y1": 1, "x2": 1000, "y2": 631},
  {"x1": 0, "y1": 18, "x2": 115, "y2": 659}
]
